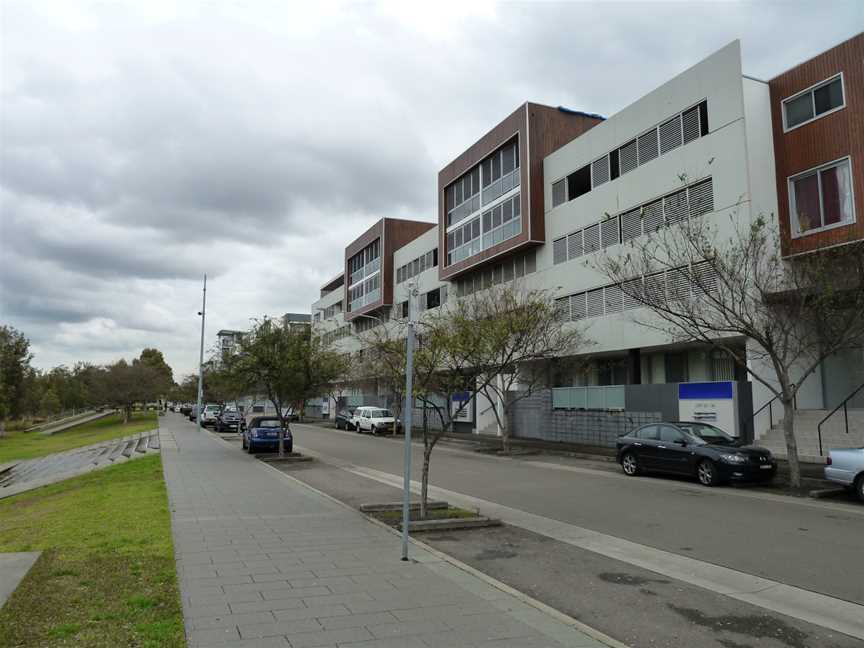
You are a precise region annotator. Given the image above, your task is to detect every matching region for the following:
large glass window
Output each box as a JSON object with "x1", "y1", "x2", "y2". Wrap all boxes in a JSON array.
[
  {"x1": 789, "y1": 158, "x2": 854, "y2": 236},
  {"x1": 783, "y1": 74, "x2": 845, "y2": 131},
  {"x1": 446, "y1": 138, "x2": 519, "y2": 228}
]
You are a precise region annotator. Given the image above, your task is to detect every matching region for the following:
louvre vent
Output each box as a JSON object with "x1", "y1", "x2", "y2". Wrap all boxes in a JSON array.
[
  {"x1": 622, "y1": 279, "x2": 643, "y2": 309},
  {"x1": 553, "y1": 237, "x2": 567, "y2": 265},
  {"x1": 637, "y1": 130, "x2": 659, "y2": 165},
  {"x1": 667, "y1": 268, "x2": 691, "y2": 301},
  {"x1": 620, "y1": 209, "x2": 642, "y2": 242},
  {"x1": 570, "y1": 293, "x2": 587, "y2": 320},
  {"x1": 555, "y1": 297, "x2": 570, "y2": 321},
  {"x1": 552, "y1": 179, "x2": 566, "y2": 208},
  {"x1": 688, "y1": 178, "x2": 714, "y2": 217},
  {"x1": 586, "y1": 289, "x2": 605, "y2": 318},
  {"x1": 592, "y1": 156, "x2": 610, "y2": 187},
  {"x1": 645, "y1": 273, "x2": 665, "y2": 302},
  {"x1": 692, "y1": 261, "x2": 718, "y2": 294},
  {"x1": 583, "y1": 223, "x2": 600, "y2": 254},
  {"x1": 664, "y1": 190, "x2": 689, "y2": 225},
  {"x1": 659, "y1": 116, "x2": 682, "y2": 154},
  {"x1": 642, "y1": 200, "x2": 664, "y2": 233},
  {"x1": 604, "y1": 284, "x2": 623, "y2": 314},
  {"x1": 619, "y1": 140, "x2": 638, "y2": 175},
  {"x1": 567, "y1": 231, "x2": 583, "y2": 260},
  {"x1": 601, "y1": 217, "x2": 620, "y2": 248},
  {"x1": 682, "y1": 106, "x2": 700, "y2": 144}
]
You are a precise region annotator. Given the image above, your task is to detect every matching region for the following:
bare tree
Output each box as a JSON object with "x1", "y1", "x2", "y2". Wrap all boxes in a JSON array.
[
  {"x1": 594, "y1": 206, "x2": 864, "y2": 488},
  {"x1": 448, "y1": 284, "x2": 590, "y2": 454}
]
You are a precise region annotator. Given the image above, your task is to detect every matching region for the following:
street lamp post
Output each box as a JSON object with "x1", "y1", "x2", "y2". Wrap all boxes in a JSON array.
[{"x1": 196, "y1": 274, "x2": 207, "y2": 434}]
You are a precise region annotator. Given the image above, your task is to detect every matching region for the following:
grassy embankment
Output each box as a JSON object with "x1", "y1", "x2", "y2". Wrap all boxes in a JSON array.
[
  {"x1": 0, "y1": 454, "x2": 185, "y2": 647},
  {"x1": 0, "y1": 411, "x2": 157, "y2": 464}
]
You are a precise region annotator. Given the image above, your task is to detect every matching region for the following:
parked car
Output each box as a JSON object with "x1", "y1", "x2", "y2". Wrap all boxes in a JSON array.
[
  {"x1": 217, "y1": 407, "x2": 244, "y2": 433},
  {"x1": 199, "y1": 403, "x2": 221, "y2": 428},
  {"x1": 180, "y1": 403, "x2": 192, "y2": 416},
  {"x1": 188, "y1": 405, "x2": 200, "y2": 421},
  {"x1": 335, "y1": 408, "x2": 356, "y2": 430},
  {"x1": 242, "y1": 416, "x2": 292, "y2": 454},
  {"x1": 352, "y1": 406, "x2": 396, "y2": 435},
  {"x1": 825, "y1": 447, "x2": 864, "y2": 502},
  {"x1": 616, "y1": 421, "x2": 776, "y2": 486}
]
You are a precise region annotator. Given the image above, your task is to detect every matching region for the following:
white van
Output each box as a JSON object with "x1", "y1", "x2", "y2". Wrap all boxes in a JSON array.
[{"x1": 351, "y1": 406, "x2": 396, "y2": 435}]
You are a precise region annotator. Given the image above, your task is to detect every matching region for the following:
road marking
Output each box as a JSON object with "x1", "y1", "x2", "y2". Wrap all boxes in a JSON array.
[
  {"x1": 293, "y1": 423, "x2": 864, "y2": 516},
  {"x1": 296, "y1": 443, "x2": 864, "y2": 642}
]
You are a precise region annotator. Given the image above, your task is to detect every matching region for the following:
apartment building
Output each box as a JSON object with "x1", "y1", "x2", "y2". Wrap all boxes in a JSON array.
[{"x1": 311, "y1": 34, "x2": 863, "y2": 452}]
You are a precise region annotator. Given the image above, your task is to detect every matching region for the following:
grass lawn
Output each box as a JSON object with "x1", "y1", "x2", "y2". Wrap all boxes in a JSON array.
[
  {"x1": 0, "y1": 454, "x2": 185, "y2": 647},
  {"x1": 0, "y1": 411, "x2": 158, "y2": 464},
  {"x1": 372, "y1": 506, "x2": 479, "y2": 525}
]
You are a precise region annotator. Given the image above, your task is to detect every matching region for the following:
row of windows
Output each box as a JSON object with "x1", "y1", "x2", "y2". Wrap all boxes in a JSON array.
[
  {"x1": 398, "y1": 285, "x2": 450, "y2": 317},
  {"x1": 348, "y1": 238, "x2": 381, "y2": 287},
  {"x1": 555, "y1": 261, "x2": 719, "y2": 322},
  {"x1": 454, "y1": 249, "x2": 537, "y2": 298},
  {"x1": 397, "y1": 248, "x2": 438, "y2": 285},
  {"x1": 321, "y1": 302, "x2": 342, "y2": 320},
  {"x1": 551, "y1": 101, "x2": 709, "y2": 208},
  {"x1": 320, "y1": 325, "x2": 350, "y2": 347},
  {"x1": 447, "y1": 194, "x2": 522, "y2": 265},
  {"x1": 446, "y1": 139, "x2": 520, "y2": 227},
  {"x1": 552, "y1": 178, "x2": 714, "y2": 265},
  {"x1": 348, "y1": 274, "x2": 380, "y2": 312}
]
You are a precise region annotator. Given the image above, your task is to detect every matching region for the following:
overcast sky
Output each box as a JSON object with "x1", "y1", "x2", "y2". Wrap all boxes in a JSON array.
[{"x1": 1, "y1": 1, "x2": 861, "y2": 379}]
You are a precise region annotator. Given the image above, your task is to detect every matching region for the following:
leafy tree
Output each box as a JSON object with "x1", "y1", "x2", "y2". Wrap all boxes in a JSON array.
[
  {"x1": 137, "y1": 348, "x2": 174, "y2": 399},
  {"x1": 0, "y1": 325, "x2": 33, "y2": 427},
  {"x1": 39, "y1": 388, "x2": 62, "y2": 417},
  {"x1": 100, "y1": 358, "x2": 164, "y2": 423},
  {"x1": 594, "y1": 207, "x2": 864, "y2": 488},
  {"x1": 233, "y1": 318, "x2": 346, "y2": 456}
]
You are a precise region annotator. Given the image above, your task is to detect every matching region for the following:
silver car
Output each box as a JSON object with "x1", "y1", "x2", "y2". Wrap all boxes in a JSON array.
[{"x1": 825, "y1": 447, "x2": 864, "y2": 502}]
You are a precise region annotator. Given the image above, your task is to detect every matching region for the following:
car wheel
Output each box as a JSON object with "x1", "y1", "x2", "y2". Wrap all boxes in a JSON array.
[
  {"x1": 621, "y1": 452, "x2": 639, "y2": 476},
  {"x1": 242, "y1": 438, "x2": 247, "y2": 449},
  {"x1": 854, "y1": 474, "x2": 864, "y2": 503},
  {"x1": 697, "y1": 459, "x2": 719, "y2": 487},
  {"x1": 371, "y1": 425, "x2": 377, "y2": 436},
  {"x1": 247, "y1": 442, "x2": 255, "y2": 454},
  {"x1": 287, "y1": 443, "x2": 293, "y2": 454}
]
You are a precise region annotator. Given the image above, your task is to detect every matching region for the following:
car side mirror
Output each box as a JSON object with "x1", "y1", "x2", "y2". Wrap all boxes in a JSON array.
[{"x1": 675, "y1": 439, "x2": 688, "y2": 447}]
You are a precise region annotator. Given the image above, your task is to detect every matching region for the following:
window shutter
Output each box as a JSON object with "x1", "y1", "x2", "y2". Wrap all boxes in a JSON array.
[
  {"x1": 555, "y1": 297, "x2": 570, "y2": 322},
  {"x1": 687, "y1": 178, "x2": 714, "y2": 217},
  {"x1": 682, "y1": 106, "x2": 700, "y2": 144},
  {"x1": 553, "y1": 237, "x2": 567, "y2": 265},
  {"x1": 620, "y1": 208, "x2": 642, "y2": 242},
  {"x1": 567, "y1": 230, "x2": 583, "y2": 259},
  {"x1": 642, "y1": 200, "x2": 664, "y2": 233},
  {"x1": 592, "y1": 155, "x2": 610, "y2": 187},
  {"x1": 552, "y1": 179, "x2": 566, "y2": 207},
  {"x1": 583, "y1": 223, "x2": 600, "y2": 254},
  {"x1": 692, "y1": 261, "x2": 718, "y2": 294},
  {"x1": 664, "y1": 190, "x2": 689, "y2": 225},
  {"x1": 666, "y1": 267, "x2": 691, "y2": 301},
  {"x1": 659, "y1": 116, "x2": 682, "y2": 154},
  {"x1": 619, "y1": 140, "x2": 638, "y2": 175},
  {"x1": 637, "y1": 130, "x2": 659, "y2": 165},
  {"x1": 570, "y1": 293, "x2": 587, "y2": 320},
  {"x1": 601, "y1": 216, "x2": 620, "y2": 248},
  {"x1": 604, "y1": 284, "x2": 623, "y2": 314},
  {"x1": 622, "y1": 279, "x2": 642, "y2": 309},
  {"x1": 586, "y1": 289, "x2": 605, "y2": 318}
]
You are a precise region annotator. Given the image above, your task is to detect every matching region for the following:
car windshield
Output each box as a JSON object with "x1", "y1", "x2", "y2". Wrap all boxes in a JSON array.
[
  {"x1": 368, "y1": 409, "x2": 391, "y2": 418},
  {"x1": 677, "y1": 422, "x2": 736, "y2": 445},
  {"x1": 257, "y1": 420, "x2": 282, "y2": 428}
]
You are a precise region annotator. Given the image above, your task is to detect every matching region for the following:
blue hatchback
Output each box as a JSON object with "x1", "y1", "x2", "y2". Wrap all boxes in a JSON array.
[{"x1": 242, "y1": 417, "x2": 293, "y2": 454}]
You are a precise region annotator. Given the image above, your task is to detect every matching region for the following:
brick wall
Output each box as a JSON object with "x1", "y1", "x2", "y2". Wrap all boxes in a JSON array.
[{"x1": 510, "y1": 389, "x2": 661, "y2": 448}]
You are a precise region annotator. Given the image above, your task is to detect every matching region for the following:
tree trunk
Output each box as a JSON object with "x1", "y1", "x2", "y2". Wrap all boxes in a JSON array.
[
  {"x1": 781, "y1": 398, "x2": 801, "y2": 489},
  {"x1": 123, "y1": 406, "x2": 130, "y2": 424},
  {"x1": 501, "y1": 417, "x2": 511, "y2": 455}
]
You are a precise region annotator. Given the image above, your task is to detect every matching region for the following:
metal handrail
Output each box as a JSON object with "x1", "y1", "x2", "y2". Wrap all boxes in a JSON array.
[
  {"x1": 817, "y1": 382, "x2": 864, "y2": 456},
  {"x1": 741, "y1": 393, "x2": 796, "y2": 440}
]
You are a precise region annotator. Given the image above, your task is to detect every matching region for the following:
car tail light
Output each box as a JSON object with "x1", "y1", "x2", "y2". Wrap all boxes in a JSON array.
[{"x1": 826, "y1": 456, "x2": 832, "y2": 465}]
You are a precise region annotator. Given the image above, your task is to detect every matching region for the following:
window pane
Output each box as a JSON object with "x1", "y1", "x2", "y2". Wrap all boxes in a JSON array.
[
  {"x1": 491, "y1": 153, "x2": 501, "y2": 180},
  {"x1": 820, "y1": 162, "x2": 853, "y2": 226},
  {"x1": 483, "y1": 210, "x2": 492, "y2": 231},
  {"x1": 552, "y1": 179, "x2": 566, "y2": 207},
  {"x1": 502, "y1": 199, "x2": 513, "y2": 222},
  {"x1": 792, "y1": 173, "x2": 821, "y2": 233},
  {"x1": 502, "y1": 144, "x2": 515, "y2": 174},
  {"x1": 785, "y1": 93, "x2": 814, "y2": 128},
  {"x1": 492, "y1": 205, "x2": 502, "y2": 228},
  {"x1": 814, "y1": 78, "x2": 843, "y2": 115},
  {"x1": 470, "y1": 167, "x2": 480, "y2": 196},
  {"x1": 472, "y1": 218, "x2": 480, "y2": 239},
  {"x1": 482, "y1": 159, "x2": 492, "y2": 187}
]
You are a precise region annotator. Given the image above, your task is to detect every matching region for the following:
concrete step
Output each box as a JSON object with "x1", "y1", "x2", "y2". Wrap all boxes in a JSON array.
[
  {"x1": 135, "y1": 437, "x2": 148, "y2": 453},
  {"x1": 121, "y1": 440, "x2": 136, "y2": 458},
  {"x1": 148, "y1": 434, "x2": 160, "y2": 450}
]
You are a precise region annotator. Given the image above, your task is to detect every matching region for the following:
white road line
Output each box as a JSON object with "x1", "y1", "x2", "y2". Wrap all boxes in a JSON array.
[{"x1": 296, "y1": 443, "x2": 864, "y2": 642}]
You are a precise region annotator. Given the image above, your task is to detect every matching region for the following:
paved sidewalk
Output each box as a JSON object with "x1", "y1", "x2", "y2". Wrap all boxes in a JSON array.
[{"x1": 160, "y1": 415, "x2": 615, "y2": 648}]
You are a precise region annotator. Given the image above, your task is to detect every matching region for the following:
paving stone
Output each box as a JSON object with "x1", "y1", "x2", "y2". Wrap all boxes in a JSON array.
[
  {"x1": 192, "y1": 611, "x2": 277, "y2": 630},
  {"x1": 318, "y1": 612, "x2": 399, "y2": 630},
  {"x1": 283, "y1": 627, "x2": 375, "y2": 647},
  {"x1": 237, "y1": 619, "x2": 322, "y2": 639}
]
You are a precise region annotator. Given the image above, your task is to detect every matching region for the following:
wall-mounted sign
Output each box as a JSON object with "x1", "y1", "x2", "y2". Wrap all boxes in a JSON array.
[{"x1": 678, "y1": 381, "x2": 738, "y2": 437}]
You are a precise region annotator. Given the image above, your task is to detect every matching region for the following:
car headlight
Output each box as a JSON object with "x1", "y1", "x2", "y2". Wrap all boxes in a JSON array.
[{"x1": 719, "y1": 453, "x2": 747, "y2": 464}]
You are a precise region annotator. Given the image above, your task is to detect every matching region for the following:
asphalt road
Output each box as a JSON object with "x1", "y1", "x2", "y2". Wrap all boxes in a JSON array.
[{"x1": 290, "y1": 423, "x2": 864, "y2": 606}]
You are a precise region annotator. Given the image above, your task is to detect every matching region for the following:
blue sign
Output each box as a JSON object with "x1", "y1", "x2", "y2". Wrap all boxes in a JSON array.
[{"x1": 679, "y1": 382, "x2": 734, "y2": 400}]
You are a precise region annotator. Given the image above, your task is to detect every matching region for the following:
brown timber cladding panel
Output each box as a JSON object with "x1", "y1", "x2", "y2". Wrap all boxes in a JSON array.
[
  {"x1": 437, "y1": 103, "x2": 601, "y2": 280},
  {"x1": 769, "y1": 33, "x2": 864, "y2": 256}
]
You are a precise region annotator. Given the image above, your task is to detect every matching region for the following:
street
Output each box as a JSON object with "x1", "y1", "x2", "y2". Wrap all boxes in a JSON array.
[{"x1": 283, "y1": 422, "x2": 864, "y2": 646}]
